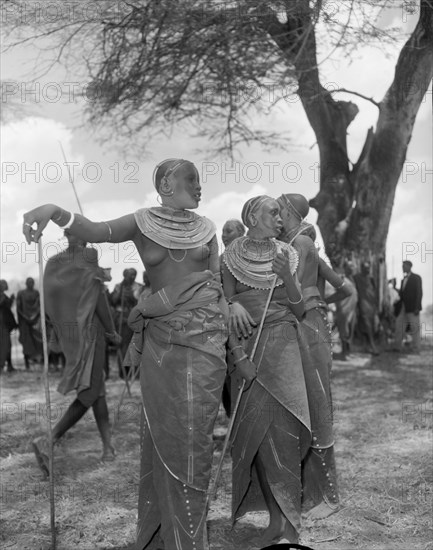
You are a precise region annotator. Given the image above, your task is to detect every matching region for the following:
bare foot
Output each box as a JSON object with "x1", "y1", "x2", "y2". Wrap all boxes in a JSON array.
[
  {"x1": 100, "y1": 445, "x2": 116, "y2": 462},
  {"x1": 32, "y1": 436, "x2": 50, "y2": 477},
  {"x1": 252, "y1": 517, "x2": 298, "y2": 546},
  {"x1": 304, "y1": 500, "x2": 340, "y2": 520}
]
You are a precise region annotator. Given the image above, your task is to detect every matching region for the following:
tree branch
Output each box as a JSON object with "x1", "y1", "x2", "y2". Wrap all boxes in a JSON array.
[{"x1": 330, "y1": 88, "x2": 380, "y2": 109}]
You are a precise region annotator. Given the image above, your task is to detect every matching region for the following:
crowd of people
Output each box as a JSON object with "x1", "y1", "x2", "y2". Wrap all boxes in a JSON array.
[
  {"x1": 8, "y1": 157, "x2": 423, "y2": 548},
  {"x1": 0, "y1": 268, "x2": 152, "y2": 376}
]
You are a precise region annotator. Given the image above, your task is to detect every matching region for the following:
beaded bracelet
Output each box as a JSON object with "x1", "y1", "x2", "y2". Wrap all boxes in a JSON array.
[
  {"x1": 59, "y1": 212, "x2": 75, "y2": 230},
  {"x1": 104, "y1": 221, "x2": 112, "y2": 242},
  {"x1": 233, "y1": 353, "x2": 248, "y2": 365},
  {"x1": 52, "y1": 209, "x2": 63, "y2": 223}
]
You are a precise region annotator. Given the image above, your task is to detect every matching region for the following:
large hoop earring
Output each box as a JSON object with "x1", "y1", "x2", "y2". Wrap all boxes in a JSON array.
[{"x1": 160, "y1": 188, "x2": 174, "y2": 197}]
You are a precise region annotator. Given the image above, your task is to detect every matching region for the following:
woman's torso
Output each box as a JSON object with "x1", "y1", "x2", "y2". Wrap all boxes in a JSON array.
[{"x1": 133, "y1": 233, "x2": 211, "y2": 292}]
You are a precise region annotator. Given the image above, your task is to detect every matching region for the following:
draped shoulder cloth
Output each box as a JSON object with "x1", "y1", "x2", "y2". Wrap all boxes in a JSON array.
[{"x1": 134, "y1": 206, "x2": 216, "y2": 249}]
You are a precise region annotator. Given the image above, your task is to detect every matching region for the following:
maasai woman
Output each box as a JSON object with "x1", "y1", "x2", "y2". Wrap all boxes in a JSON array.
[
  {"x1": 277, "y1": 193, "x2": 349, "y2": 520},
  {"x1": 22, "y1": 158, "x2": 231, "y2": 550},
  {"x1": 222, "y1": 195, "x2": 311, "y2": 546}
]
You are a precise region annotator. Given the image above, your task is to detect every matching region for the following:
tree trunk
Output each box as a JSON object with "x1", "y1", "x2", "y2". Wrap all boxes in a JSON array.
[{"x1": 260, "y1": 0, "x2": 432, "y2": 319}]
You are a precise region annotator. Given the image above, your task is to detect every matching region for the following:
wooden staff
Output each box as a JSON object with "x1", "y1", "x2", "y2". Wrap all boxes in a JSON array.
[
  {"x1": 37, "y1": 239, "x2": 56, "y2": 549},
  {"x1": 206, "y1": 273, "x2": 279, "y2": 510}
]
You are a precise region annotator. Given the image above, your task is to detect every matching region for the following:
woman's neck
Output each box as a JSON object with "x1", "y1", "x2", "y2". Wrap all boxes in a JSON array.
[
  {"x1": 246, "y1": 229, "x2": 271, "y2": 241},
  {"x1": 160, "y1": 198, "x2": 186, "y2": 211}
]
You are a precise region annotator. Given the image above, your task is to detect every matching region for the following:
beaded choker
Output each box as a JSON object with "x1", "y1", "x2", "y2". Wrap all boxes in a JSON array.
[
  {"x1": 281, "y1": 220, "x2": 315, "y2": 244},
  {"x1": 223, "y1": 236, "x2": 299, "y2": 289},
  {"x1": 134, "y1": 207, "x2": 216, "y2": 249}
]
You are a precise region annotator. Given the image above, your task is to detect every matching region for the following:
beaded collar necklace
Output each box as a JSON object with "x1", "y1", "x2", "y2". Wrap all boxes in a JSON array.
[
  {"x1": 223, "y1": 236, "x2": 299, "y2": 289},
  {"x1": 134, "y1": 207, "x2": 216, "y2": 249}
]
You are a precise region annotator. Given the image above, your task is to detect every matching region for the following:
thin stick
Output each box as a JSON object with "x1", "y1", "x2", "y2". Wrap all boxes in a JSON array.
[
  {"x1": 58, "y1": 141, "x2": 84, "y2": 216},
  {"x1": 112, "y1": 357, "x2": 140, "y2": 431},
  {"x1": 206, "y1": 274, "x2": 278, "y2": 508},
  {"x1": 38, "y1": 239, "x2": 56, "y2": 549}
]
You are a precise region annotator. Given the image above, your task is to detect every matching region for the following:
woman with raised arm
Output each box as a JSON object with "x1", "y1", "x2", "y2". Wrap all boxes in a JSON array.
[
  {"x1": 277, "y1": 193, "x2": 350, "y2": 520},
  {"x1": 222, "y1": 196, "x2": 311, "y2": 546},
  {"x1": 23, "y1": 159, "x2": 229, "y2": 550}
]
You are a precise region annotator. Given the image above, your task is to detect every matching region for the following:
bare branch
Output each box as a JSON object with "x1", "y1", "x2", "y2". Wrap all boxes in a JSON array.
[{"x1": 330, "y1": 88, "x2": 381, "y2": 108}]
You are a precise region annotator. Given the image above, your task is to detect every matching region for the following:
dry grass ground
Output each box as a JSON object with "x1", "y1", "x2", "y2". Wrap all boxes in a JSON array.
[{"x1": 1, "y1": 341, "x2": 432, "y2": 550}]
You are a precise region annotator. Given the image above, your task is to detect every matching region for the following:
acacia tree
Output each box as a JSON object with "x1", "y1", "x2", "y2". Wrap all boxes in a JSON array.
[{"x1": 4, "y1": 0, "x2": 432, "y2": 304}]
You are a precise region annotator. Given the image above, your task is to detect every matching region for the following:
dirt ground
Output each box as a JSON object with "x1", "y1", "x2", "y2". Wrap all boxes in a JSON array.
[{"x1": 1, "y1": 338, "x2": 432, "y2": 550}]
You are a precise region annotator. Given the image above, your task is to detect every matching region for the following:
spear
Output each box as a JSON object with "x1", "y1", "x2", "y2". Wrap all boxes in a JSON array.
[
  {"x1": 37, "y1": 239, "x2": 57, "y2": 549},
  {"x1": 206, "y1": 272, "x2": 279, "y2": 511}
]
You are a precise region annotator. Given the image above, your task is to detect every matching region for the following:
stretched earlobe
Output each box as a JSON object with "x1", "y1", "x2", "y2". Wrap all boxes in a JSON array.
[{"x1": 159, "y1": 179, "x2": 174, "y2": 197}]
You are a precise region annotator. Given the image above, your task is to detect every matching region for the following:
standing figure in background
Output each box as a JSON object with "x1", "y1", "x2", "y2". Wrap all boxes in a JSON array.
[
  {"x1": 277, "y1": 193, "x2": 349, "y2": 520},
  {"x1": 16, "y1": 277, "x2": 43, "y2": 369},
  {"x1": 220, "y1": 218, "x2": 246, "y2": 417},
  {"x1": 334, "y1": 261, "x2": 358, "y2": 360},
  {"x1": 393, "y1": 261, "x2": 423, "y2": 353},
  {"x1": 32, "y1": 231, "x2": 121, "y2": 475},
  {"x1": 140, "y1": 271, "x2": 153, "y2": 299},
  {"x1": 110, "y1": 268, "x2": 143, "y2": 368},
  {"x1": 382, "y1": 278, "x2": 400, "y2": 348},
  {"x1": 221, "y1": 219, "x2": 245, "y2": 250},
  {"x1": 354, "y1": 261, "x2": 380, "y2": 355},
  {"x1": 0, "y1": 280, "x2": 18, "y2": 373}
]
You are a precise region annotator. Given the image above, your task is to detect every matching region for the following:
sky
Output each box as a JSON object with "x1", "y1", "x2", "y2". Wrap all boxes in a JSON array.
[{"x1": 1, "y1": 2, "x2": 432, "y2": 306}]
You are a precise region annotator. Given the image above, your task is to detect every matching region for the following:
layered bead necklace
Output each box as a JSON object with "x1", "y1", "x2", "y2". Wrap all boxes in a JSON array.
[{"x1": 223, "y1": 236, "x2": 299, "y2": 289}]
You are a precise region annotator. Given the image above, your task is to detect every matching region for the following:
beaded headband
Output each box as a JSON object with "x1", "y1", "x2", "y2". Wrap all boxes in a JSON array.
[
  {"x1": 241, "y1": 195, "x2": 273, "y2": 226},
  {"x1": 278, "y1": 194, "x2": 304, "y2": 222},
  {"x1": 152, "y1": 158, "x2": 188, "y2": 189}
]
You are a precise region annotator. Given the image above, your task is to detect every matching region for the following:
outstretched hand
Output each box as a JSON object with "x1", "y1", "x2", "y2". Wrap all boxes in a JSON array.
[{"x1": 23, "y1": 204, "x2": 58, "y2": 243}]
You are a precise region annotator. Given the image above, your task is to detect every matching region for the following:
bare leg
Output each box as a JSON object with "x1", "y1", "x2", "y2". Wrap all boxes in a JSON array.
[
  {"x1": 366, "y1": 328, "x2": 379, "y2": 355},
  {"x1": 6, "y1": 351, "x2": 15, "y2": 371},
  {"x1": 33, "y1": 399, "x2": 88, "y2": 475},
  {"x1": 254, "y1": 454, "x2": 298, "y2": 544},
  {"x1": 52, "y1": 399, "x2": 89, "y2": 443},
  {"x1": 92, "y1": 396, "x2": 115, "y2": 461}
]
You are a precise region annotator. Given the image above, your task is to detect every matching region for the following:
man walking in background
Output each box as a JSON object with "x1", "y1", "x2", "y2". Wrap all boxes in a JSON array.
[{"x1": 393, "y1": 261, "x2": 423, "y2": 353}]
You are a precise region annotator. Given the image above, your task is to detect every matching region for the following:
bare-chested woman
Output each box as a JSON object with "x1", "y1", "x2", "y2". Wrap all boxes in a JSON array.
[
  {"x1": 277, "y1": 193, "x2": 352, "y2": 521},
  {"x1": 22, "y1": 159, "x2": 245, "y2": 550},
  {"x1": 222, "y1": 195, "x2": 311, "y2": 545}
]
